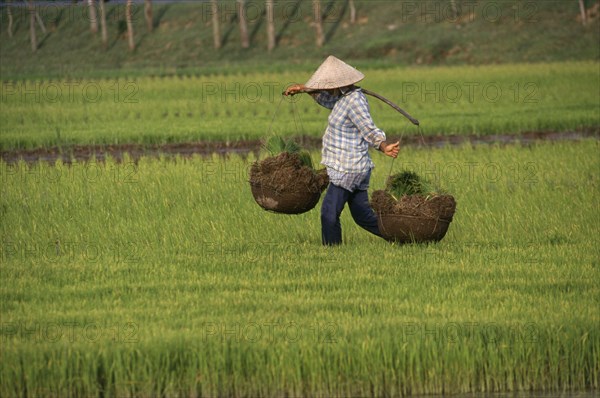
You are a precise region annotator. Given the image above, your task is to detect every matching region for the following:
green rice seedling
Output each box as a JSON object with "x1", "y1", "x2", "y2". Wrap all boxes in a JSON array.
[
  {"x1": 385, "y1": 170, "x2": 446, "y2": 199},
  {"x1": 262, "y1": 135, "x2": 313, "y2": 169},
  {"x1": 296, "y1": 151, "x2": 314, "y2": 169},
  {"x1": 283, "y1": 139, "x2": 301, "y2": 155},
  {"x1": 263, "y1": 135, "x2": 287, "y2": 156}
]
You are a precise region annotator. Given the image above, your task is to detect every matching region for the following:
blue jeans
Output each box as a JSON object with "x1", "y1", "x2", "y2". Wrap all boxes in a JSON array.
[{"x1": 321, "y1": 183, "x2": 381, "y2": 246}]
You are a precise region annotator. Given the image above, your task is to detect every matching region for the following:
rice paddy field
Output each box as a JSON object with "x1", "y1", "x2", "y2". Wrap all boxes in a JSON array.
[
  {"x1": 1, "y1": 0, "x2": 600, "y2": 394},
  {"x1": 1, "y1": 61, "x2": 598, "y2": 150},
  {"x1": 1, "y1": 138, "x2": 599, "y2": 396}
]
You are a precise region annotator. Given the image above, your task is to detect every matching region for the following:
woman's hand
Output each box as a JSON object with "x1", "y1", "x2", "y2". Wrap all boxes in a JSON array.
[
  {"x1": 380, "y1": 141, "x2": 400, "y2": 158},
  {"x1": 284, "y1": 84, "x2": 307, "y2": 96}
]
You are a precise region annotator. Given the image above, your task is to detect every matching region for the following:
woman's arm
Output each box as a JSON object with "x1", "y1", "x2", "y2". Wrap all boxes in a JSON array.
[
  {"x1": 283, "y1": 84, "x2": 338, "y2": 109},
  {"x1": 283, "y1": 84, "x2": 308, "y2": 96}
]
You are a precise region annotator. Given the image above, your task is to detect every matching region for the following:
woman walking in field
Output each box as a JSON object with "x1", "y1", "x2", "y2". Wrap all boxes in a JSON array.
[{"x1": 284, "y1": 56, "x2": 400, "y2": 246}]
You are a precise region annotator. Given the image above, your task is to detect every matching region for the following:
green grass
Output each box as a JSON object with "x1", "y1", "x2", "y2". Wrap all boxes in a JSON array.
[
  {"x1": 1, "y1": 140, "x2": 599, "y2": 396},
  {"x1": 1, "y1": 61, "x2": 598, "y2": 151},
  {"x1": 0, "y1": 0, "x2": 598, "y2": 79}
]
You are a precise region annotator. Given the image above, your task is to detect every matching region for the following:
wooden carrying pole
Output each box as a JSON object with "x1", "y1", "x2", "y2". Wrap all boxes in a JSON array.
[
  {"x1": 286, "y1": 87, "x2": 420, "y2": 126},
  {"x1": 361, "y1": 88, "x2": 419, "y2": 126}
]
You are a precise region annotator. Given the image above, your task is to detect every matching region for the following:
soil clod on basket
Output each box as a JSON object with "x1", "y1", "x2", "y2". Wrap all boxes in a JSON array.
[
  {"x1": 249, "y1": 152, "x2": 329, "y2": 193},
  {"x1": 249, "y1": 151, "x2": 329, "y2": 214},
  {"x1": 371, "y1": 190, "x2": 456, "y2": 221}
]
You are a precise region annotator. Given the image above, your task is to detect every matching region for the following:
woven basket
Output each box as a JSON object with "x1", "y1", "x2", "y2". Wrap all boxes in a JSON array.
[
  {"x1": 250, "y1": 182, "x2": 322, "y2": 214},
  {"x1": 378, "y1": 213, "x2": 452, "y2": 243}
]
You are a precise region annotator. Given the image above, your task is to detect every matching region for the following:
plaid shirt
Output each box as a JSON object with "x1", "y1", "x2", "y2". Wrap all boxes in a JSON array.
[{"x1": 314, "y1": 87, "x2": 386, "y2": 174}]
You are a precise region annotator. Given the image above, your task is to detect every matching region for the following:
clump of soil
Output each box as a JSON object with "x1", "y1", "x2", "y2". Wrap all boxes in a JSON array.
[
  {"x1": 249, "y1": 152, "x2": 329, "y2": 193},
  {"x1": 371, "y1": 190, "x2": 456, "y2": 221}
]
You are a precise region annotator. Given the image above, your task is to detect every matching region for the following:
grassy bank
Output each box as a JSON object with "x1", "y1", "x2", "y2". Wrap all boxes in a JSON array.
[
  {"x1": 0, "y1": 1, "x2": 599, "y2": 80},
  {"x1": 1, "y1": 140, "x2": 598, "y2": 395}
]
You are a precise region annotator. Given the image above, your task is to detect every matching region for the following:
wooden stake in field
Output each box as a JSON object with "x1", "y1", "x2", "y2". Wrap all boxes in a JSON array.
[
  {"x1": 99, "y1": 0, "x2": 108, "y2": 49},
  {"x1": 449, "y1": 0, "x2": 458, "y2": 20},
  {"x1": 313, "y1": 0, "x2": 324, "y2": 47},
  {"x1": 578, "y1": 0, "x2": 588, "y2": 25},
  {"x1": 7, "y1": 0, "x2": 14, "y2": 38},
  {"x1": 28, "y1": 0, "x2": 36, "y2": 52},
  {"x1": 145, "y1": 0, "x2": 153, "y2": 33},
  {"x1": 88, "y1": 0, "x2": 98, "y2": 34},
  {"x1": 211, "y1": 0, "x2": 221, "y2": 49},
  {"x1": 126, "y1": 0, "x2": 135, "y2": 51},
  {"x1": 238, "y1": 0, "x2": 250, "y2": 48},
  {"x1": 266, "y1": 0, "x2": 275, "y2": 52}
]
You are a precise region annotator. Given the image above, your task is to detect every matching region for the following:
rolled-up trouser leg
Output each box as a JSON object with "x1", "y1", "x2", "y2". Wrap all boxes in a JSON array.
[
  {"x1": 348, "y1": 189, "x2": 381, "y2": 237},
  {"x1": 321, "y1": 184, "x2": 350, "y2": 245}
]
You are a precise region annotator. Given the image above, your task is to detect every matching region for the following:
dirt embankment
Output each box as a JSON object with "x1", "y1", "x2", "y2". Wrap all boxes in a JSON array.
[{"x1": 1, "y1": 130, "x2": 597, "y2": 164}]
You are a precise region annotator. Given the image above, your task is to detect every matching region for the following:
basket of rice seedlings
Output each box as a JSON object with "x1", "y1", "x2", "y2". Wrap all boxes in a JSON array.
[
  {"x1": 249, "y1": 136, "x2": 329, "y2": 214},
  {"x1": 371, "y1": 171, "x2": 457, "y2": 243}
]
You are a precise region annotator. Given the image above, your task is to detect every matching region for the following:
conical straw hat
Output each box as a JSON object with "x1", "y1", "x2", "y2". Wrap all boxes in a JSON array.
[{"x1": 304, "y1": 55, "x2": 365, "y2": 90}]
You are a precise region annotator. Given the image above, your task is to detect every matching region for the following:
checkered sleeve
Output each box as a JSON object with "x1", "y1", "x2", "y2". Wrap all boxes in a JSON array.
[
  {"x1": 348, "y1": 92, "x2": 386, "y2": 150},
  {"x1": 312, "y1": 92, "x2": 339, "y2": 109}
]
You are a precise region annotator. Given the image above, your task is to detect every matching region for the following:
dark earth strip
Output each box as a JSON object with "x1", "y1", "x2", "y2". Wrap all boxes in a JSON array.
[{"x1": 1, "y1": 129, "x2": 598, "y2": 164}]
